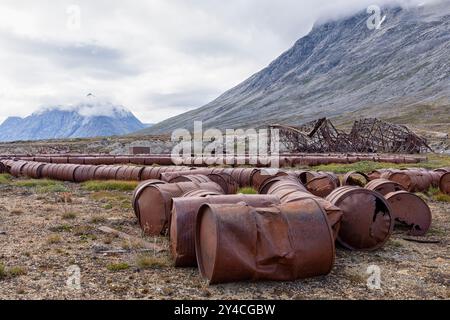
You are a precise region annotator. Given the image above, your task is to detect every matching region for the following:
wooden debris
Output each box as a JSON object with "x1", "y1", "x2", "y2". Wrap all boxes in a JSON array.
[{"x1": 402, "y1": 237, "x2": 441, "y2": 244}]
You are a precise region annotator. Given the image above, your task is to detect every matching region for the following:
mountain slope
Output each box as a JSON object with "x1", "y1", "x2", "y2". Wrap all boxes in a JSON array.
[
  {"x1": 0, "y1": 99, "x2": 147, "y2": 142},
  {"x1": 143, "y1": 2, "x2": 450, "y2": 134}
]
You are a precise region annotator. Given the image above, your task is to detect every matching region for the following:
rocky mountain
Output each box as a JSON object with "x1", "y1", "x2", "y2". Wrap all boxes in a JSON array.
[
  {"x1": 143, "y1": 2, "x2": 450, "y2": 134},
  {"x1": 0, "y1": 98, "x2": 148, "y2": 142}
]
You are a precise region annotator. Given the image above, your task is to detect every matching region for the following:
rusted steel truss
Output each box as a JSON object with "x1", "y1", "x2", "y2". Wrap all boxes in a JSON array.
[{"x1": 270, "y1": 118, "x2": 432, "y2": 154}]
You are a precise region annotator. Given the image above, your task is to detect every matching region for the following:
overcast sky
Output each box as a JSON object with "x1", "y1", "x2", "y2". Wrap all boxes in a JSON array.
[{"x1": 0, "y1": 0, "x2": 439, "y2": 124}]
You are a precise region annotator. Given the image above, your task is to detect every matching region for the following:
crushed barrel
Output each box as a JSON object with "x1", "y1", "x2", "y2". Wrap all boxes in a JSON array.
[{"x1": 195, "y1": 200, "x2": 335, "y2": 284}]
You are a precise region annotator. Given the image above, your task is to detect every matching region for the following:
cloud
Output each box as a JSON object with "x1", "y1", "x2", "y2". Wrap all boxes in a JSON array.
[{"x1": 0, "y1": 0, "x2": 445, "y2": 125}]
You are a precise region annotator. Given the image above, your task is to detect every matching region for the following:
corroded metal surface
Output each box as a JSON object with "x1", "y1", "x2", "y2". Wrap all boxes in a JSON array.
[
  {"x1": 326, "y1": 186, "x2": 394, "y2": 251},
  {"x1": 133, "y1": 181, "x2": 224, "y2": 236},
  {"x1": 170, "y1": 194, "x2": 280, "y2": 267},
  {"x1": 385, "y1": 191, "x2": 432, "y2": 236},
  {"x1": 195, "y1": 200, "x2": 335, "y2": 284},
  {"x1": 365, "y1": 178, "x2": 406, "y2": 196}
]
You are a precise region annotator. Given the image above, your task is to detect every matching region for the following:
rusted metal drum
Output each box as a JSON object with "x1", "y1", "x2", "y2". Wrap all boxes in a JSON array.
[
  {"x1": 0, "y1": 161, "x2": 6, "y2": 174},
  {"x1": 439, "y1": 172, "x2": 450, "y2": 195},
  {"x1": 168, "y1": 174, "x2": 212, "y2": 184},
  {"x1": 264, "y1": 178, "x2": 342, "y2": 240},
  {"x1": 68, "y1": 157, "x2": 85, "y2": 165},
  {"x1": 170, "y1": 194, "x2": 280, "y2": 267},
  {"x1": 132, "y1": 180, "x2": 168, "y2": 221},
  {"x1": 34, "y1": 156, "x2": 50, "y2": 163},
  {"x1": 222, "y1": 168, "x2": 256, "y2": 187},
  {"x1": 341, "y1": 171, "x2": 370, "y2": 187},
  {"x1": 51, "y1": 157, "x2": 68, "y2": 164},
  {"x1": 384, "y1": 191, "x2": 432, "y2": 236},
  {"x1": 55, "y1": 164, "x2": 80, "y2": 181},
  {"x1": 206, "y1": 173, "x2": 239, "y2": 195},
  {"x1": 129, "y1": 157, "x2": 146, "y2": 165},
  {"x1": 429, "y1": 171, "x2": 444, "y2": 188},
  {"x1": 161, "y1": 169, "x2": 212, "y2": 182},
  {"x1": 258, "y1": 175, "x2": 304, "y2": 195},
  {"x1": 140, "y1": 167, "x2": 163, "y2": 180},
  {"x1": 306, "y1": 172, "x2": 339, "y2": 198},
  {"x1": 195, "y1": 199, "x2": 336, "y2": 284},
  {"x1": 115, "y1": 166, "x2": 144, "y2": 181},
  {"x1": 10, "y1": 161, "x2": 28, "y2": 177},
  {"x1": 250, "y1": 169, "x2": 288, "y2": 190},
  {"x1": 93, "y1": 166, "x2": 121, "y2": 180},
  {"x1": 133, "y1": 181, "x2": 224, "y2": 235},
  {"x1": 365, "y1": 178, "x2": 405, "y2": 196},
  {"x1": 368, "y1": 169, "x2": 393, "y2": 181},
  {"x1": 114, "y1": 156, "x2": 131, "y2": 164},
  {"x1": 388, "y1": 170, "x2": 432, "y2": 192},
  {"x1": 73, "y1": 165, "x2": 99, "y2": 182},
  {"x1": 22, "y1": 162, "x2": 46, "y2": 179},
  {"x1": 326, "y1": 186, "x2": 394, "y2": 251}
]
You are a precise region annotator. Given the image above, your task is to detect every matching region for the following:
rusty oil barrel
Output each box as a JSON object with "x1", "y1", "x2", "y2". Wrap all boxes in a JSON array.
[
  {"x1": 222, "y1": 168, "x2": 256, "y2": 188},
  {"x1": 305, "y1": 172, "x2": 340, "y2": 198},
  {"x1": 258, "y1": 175, "x2": 303, "y2": 194},
  {"x1": 250, "y1": 169, "x2": 288, "y2": 191},
  {"x1": 132, "y1": 179, "x2": 168, "y2": 221},
  {"x1": 388, "y1": 170, "x2": 432, "y2": 192},
  {"x1": 73, "y1": 165, "x2": 100, "y2": 182},
  {"x1": 133, "y1": 181, "x2": 224, "y2": 236},
  {"x1": 206, "y1": 173, "x2": 239, "y2": 194},
  {"x1": 168, "y1": 174, "x2": 212, "y2": 184},
  {"x1": 326, "y1": 186, "x2": 394, "y2": 251},
  {"x1": 365, "y1": 178, "x2": 405, "y2": 196},
  {"x1": 170, "y1": 194, "x2": 280, "y2": 267},
  {"x1": 439, "y1": 172, "x2": 450, "y2": 195},
  {"x1": 195, "y1": 199, "x2": 336, "y2": 284},
  {"x1": 265, "y1": 177, "x2": 342, "y2": 240},
  {"x1": 22, "y1": 162, "x2": 46, "y2": 179},
  {"x1": 10, "y1": 161, "x2": 28, "y2": 177},
  {"x1": 341, "y1": 171, "x2": 370, "y2": 187},
  {"x1": 384, "y1": 191, "x2": 432, "y2": 236},
  {"x1": 115, "y1": 166, "x2": 144, "y2": 181}
]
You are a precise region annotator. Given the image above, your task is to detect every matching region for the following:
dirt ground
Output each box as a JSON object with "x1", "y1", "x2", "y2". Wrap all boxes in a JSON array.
[{"x1": 0, "y1": 180, "x2": 448, "y2": 300}]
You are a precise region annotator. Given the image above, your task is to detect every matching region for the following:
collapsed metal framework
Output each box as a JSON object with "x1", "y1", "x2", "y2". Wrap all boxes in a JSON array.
[{"x1": 270, "y1": 118, "x2": 432, "y2": 154}]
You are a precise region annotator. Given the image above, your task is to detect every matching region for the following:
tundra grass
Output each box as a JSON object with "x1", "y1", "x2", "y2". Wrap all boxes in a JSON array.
[{"x1": 81, "y1": 180, "x2": 138, "y2": 192}]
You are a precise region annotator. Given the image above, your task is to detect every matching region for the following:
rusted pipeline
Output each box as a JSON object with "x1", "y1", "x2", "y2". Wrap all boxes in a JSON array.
[
  {"x1": 384, "y1": 191, "x2": 432, "y2": 236},
  {"x1": 170, "y1": 194, "x2": 281, "y2": 267},
  {"x1": 365, "y1": 178, "x2": 405, "y2": 196},
  {"x1": 195, "y1": 200, "x2": 336, "y2": 284},
  {"x1": 132, "y1": 181, "x2": 224, "y2": 236},
  {"x1": 326, "y1": 186, "x2": 394, "y2": 251}
]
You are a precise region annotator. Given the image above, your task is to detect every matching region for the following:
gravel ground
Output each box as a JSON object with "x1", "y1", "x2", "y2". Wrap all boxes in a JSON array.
[{"x1": 0, "y1": 181, "x2": 448, "y2": 300}]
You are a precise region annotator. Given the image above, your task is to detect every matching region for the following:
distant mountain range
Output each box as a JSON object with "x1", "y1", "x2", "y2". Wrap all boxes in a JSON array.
[
  {"x1": 0, "y1": 98, "x2": 149, "y2": 142},
  {"x1": 142, "y1": 2, "x2": 450, "y2": 134}
]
